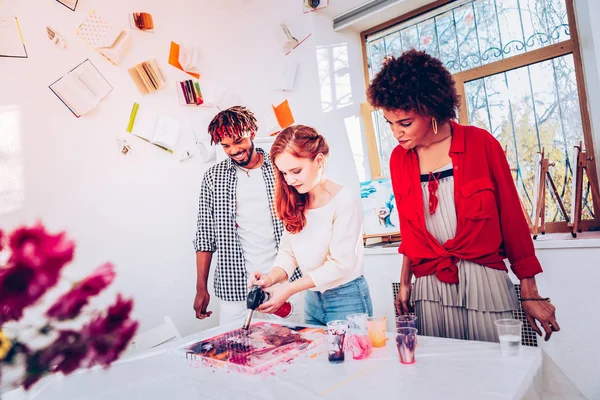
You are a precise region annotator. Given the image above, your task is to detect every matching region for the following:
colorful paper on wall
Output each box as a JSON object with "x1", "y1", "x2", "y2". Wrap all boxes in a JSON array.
[
  {"x1": 168, "y1": 41, "x2": 200, "y2": 79},
  {"x1": 273, "y1": 99, "x2": 295, "y2": 130}
]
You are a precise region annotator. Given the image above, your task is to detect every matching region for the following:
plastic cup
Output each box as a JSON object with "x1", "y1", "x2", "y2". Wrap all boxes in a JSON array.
[
  {"x1": 326, "y1": 320, "x2": 348, "y2": 363},
  {"x1": 346, "y1": 313, "x2": 372, "y2": 360},
  {"x1": 494, "y1": 319, "x2": 522, "y2": 356},
  {"x1": 366, "y1": 316, "x2": 387, "y2": 348},
  {"x1": 396, "y1": 327, "x2": 417, "y2": 364},
  {"x1": 396, "y1": 315, "x2": 418, "y2": 329}
]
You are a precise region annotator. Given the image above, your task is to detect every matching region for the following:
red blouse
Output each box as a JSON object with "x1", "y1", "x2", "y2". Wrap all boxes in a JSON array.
[{"x1": 390, "y1": 121, "x2": 542, "y2": 284}]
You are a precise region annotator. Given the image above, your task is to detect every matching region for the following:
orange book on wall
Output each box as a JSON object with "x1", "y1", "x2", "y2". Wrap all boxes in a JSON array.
[
  {"x1": 168, "y1": 41, "x2": 200, "y2": 79},
  {"x1": 273, "y1": 99, "x2": 295, "y2": 131}
]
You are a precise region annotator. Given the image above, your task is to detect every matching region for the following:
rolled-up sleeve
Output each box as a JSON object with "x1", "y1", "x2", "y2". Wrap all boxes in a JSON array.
[
  {"x1": 309, "y1": 194, "x2": 363, "y2": 290},
  {"x1": 194, "y1": 169, "x2": 216, "y2": 252},
  {"x1": 488, "y1": 136, "x2": 542, "y2": 279}
]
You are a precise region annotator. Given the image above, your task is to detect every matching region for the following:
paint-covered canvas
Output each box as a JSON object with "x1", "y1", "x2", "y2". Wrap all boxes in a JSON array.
[
  {"x1": 178, "y1": 322, "x2": 324, "y2": 374},
  {"x1": 360, "y1": 178, "x2": 400, "y2": 236}
]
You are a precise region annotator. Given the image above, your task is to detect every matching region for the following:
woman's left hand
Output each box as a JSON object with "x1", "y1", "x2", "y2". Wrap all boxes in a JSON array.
[
  {"x1": 520, "y1": 278, "x2": 560, "y2": 341},
  {"x1": 522, "y1": 300, "x2": 560, "y2": 341},
  {"x1": 257, "y1": 283, "x2": 293, "y2": 314}
]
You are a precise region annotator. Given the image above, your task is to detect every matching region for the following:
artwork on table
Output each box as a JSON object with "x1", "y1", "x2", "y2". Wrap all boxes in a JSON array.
[
  {"x1": 178, "y1": 322, "x2": 323, "y2": 374},
  {"x1": 360, "y1": 178, "x2": 400, "y2": 237}
]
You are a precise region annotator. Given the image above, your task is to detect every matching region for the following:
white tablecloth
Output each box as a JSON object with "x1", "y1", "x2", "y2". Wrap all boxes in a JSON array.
[{"x1": 11, "y1": 320, "x2": 542, "y2": 400}]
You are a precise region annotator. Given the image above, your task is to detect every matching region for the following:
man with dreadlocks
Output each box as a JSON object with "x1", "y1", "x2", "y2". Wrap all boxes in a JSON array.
[{"x1": 193, "y1": 106, "x2": 301, "y2": 325}]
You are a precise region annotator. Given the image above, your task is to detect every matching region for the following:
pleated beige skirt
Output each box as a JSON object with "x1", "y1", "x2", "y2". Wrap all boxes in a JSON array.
[{"x1": 412, "y1": 165, "x2": 519, "y2": 343}]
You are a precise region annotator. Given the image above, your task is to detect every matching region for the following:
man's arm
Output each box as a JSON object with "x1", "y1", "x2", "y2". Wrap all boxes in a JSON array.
[
  {"x1": 193, "y1": 170, "x2": 216, "y2": 319},
  {"x1": 194, "y1": 251, "x2": 213, "y2": 319}
]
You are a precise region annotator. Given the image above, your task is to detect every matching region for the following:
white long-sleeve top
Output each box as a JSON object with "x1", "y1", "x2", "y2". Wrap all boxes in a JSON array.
[{"x1": 273, "y1": 186, "x2": 364, "y2": 292}]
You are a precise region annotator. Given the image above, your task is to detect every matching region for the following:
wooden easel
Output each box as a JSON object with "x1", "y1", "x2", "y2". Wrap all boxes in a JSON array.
[
  {"x1": 532, "y1": 148, "x2": 570, "y2": 239},
  {"x1": 505, "y1": 146, "x2": 534, "y2": 230},
  {"x1": 568, "y1": 142, "x2": 600, "y2": 237},
  {"x1": 363, "y1": 233, "x2": 401, "y2": 246}
]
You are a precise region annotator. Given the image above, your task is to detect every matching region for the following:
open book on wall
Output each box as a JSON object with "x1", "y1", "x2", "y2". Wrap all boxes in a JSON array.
[
  {"x1": 128, "y1": 59, "x2": 167, "y2": 95},
  {"x1": 49, "y1": 59, "x2": 113, "y2": 117},
  {"x1": 168, "y1": 41, "x2": 201, "y2": 79},
  {"x1": 0, "y1": 17, "x2": 28, "y2": 58},
  {"x1": 76, "y1": 11, "x2": 132, "y2": 65},
  {"x1": 129, "y1": 13, "x2": 154, "y2": 31},
  {"x1": 126, "y1": 103, "x2": 180, "y2": 153}
]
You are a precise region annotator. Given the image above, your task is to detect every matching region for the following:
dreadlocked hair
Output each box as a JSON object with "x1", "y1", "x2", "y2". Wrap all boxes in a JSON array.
[{"x1": 208, "y1": 106, "x2": 258, "y2": 145}]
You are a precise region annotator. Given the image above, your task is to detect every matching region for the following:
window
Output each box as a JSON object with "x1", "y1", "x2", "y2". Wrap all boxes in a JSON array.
[{"x1": 361, "y1": 0, "x2": 600, "y2": 232}]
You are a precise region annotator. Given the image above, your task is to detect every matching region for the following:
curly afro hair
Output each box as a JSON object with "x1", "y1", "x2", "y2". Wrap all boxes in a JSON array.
[{"x1": 367, "y1": 49, "x2": 460, "y2": 123}]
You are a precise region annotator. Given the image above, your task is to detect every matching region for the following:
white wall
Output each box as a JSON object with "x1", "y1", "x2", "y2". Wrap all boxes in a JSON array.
[{"x1": 0, "y1": 0, "x2": 364, "y2": 337}]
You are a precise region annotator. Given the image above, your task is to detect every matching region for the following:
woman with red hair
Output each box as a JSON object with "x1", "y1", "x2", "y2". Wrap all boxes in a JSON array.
[{"x1": 249, "y1": 125, "x2": 373, "y2": 325}]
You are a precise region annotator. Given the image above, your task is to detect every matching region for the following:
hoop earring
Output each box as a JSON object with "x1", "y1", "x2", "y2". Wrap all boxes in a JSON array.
[{"x1": 432, "y1": 117, "x2": 438, "y2": 135}]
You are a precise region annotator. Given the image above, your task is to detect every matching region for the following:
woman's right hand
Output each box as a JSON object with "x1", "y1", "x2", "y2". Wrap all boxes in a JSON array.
[
  {"x1": 395, "y1": 284, "x2": 413, "y2": 315},
  {"x1": 248, "y1": 271, "x2": 274, "y2": 289}
]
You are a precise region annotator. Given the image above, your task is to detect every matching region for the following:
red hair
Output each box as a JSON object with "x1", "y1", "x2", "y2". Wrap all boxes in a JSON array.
[{"x1": 270, "y1": 125, "x2": 330, "y2": 234}]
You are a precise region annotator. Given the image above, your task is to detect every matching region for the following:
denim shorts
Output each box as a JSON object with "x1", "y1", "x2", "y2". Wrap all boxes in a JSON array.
[{"x1": 304, "y1": 275, "x2": 373, "y2": 326}]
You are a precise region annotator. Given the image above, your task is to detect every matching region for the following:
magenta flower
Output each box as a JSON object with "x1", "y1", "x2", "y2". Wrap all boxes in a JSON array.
[
  {"x1": 46, "y1": 263, "x2": 116, "y2": 321},
  {"x1": 88, "y1": 295, "x2": 134, "y2": 335},
  {"x1": 8, "y1": 223, "x2": 74, "y2": 272},
  {"x1": 1, "y1": 222, "x2": 138, "y2": 392},
  {"x1": 0, "y1": 225, "x2": 75, "y2": 324},
  {"x1": 87, "y1": 295, "x2": 138, "y2": 366}
]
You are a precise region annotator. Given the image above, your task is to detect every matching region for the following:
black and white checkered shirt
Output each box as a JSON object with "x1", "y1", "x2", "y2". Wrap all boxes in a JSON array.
[{"x1": 195, "y1": 147, "x2": 302, "y2": 301}]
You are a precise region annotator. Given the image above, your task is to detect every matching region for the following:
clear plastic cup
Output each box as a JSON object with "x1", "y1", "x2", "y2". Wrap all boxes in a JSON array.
[
  {"x1": 494, "y1": 319, "x2": 522, "y2": 356},
  {"x1": 396, "y1": 327, "x2": 417, "y2": 364},
  {"x1": 326, "y1": 320, "x2": 348, "y2": 363},
  {"x1": 366, "y1": 316, "x2": 387, "y2": 348}
]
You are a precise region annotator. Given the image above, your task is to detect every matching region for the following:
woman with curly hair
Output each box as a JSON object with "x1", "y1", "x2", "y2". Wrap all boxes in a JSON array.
[{"x1": 367, "y1": 49, "x2": 559, "y2": 342}]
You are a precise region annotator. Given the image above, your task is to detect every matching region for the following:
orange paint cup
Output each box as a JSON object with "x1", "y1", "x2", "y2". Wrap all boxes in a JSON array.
[{"x1": 367, "y1": 316, "x2": 387, "y2": 347}]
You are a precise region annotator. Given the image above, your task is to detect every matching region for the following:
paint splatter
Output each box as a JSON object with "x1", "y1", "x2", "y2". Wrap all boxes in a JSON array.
[{"x1": 180, "y1": 322, "x2": 324, "y2": 374}]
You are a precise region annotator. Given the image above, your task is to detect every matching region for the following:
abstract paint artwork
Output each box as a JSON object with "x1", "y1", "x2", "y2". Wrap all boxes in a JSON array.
[
  {"x1": 178, "y1": 322, "x2": 324, "y2": 374},
  {"x1": 360, "y1": 178, "x2": 400, "y2": 236}
]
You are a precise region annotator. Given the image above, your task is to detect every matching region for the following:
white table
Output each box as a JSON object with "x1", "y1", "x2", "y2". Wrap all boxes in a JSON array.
[{"x1": 14, "y1": 321, "x2": 542, "y2": 400}]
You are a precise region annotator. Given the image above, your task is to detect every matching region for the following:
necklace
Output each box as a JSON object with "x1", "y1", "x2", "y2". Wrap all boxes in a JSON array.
[{"x1": 235, "y1": 153, "x2": 263, "y2": 176}]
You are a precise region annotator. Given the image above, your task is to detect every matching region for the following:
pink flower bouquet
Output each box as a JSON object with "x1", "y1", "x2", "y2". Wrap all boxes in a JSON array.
[{"x1": 0, "y1": 223, "x2": 138, "y2": 392}]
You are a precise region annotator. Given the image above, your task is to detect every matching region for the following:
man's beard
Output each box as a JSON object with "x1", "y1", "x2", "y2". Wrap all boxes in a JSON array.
[{"x1": 231, "y1": 142, "x2": 255, "y2": 167}]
